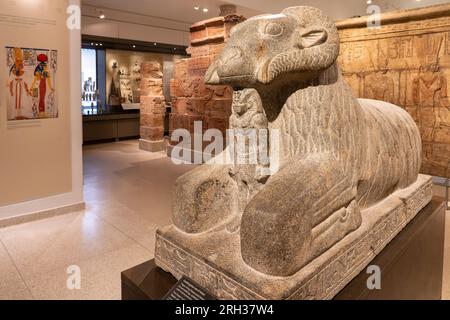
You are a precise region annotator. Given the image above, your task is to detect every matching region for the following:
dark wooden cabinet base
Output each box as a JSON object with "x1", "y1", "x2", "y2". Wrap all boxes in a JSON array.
[
  {"x1": 335, "y1": 197, "x2": 446, "y2": 300},
  {"x1": 121, "y1": 198, "x2": 446, "y2": 300}
]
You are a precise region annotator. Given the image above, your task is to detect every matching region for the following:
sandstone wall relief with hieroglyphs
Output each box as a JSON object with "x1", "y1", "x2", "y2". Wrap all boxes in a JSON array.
[{"x1": 338, "y1": 10, "x2": 450, "y2": 178}]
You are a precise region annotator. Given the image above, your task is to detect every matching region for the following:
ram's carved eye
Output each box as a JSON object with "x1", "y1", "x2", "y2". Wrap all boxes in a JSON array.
[{"x1": 264, "y1": 22, "x2": 283, "y2": 36}]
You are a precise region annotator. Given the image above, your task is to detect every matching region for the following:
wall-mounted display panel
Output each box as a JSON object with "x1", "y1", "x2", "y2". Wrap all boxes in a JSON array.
[{"x1": 6, "y1": 47, "x2": 58, "y2": 121}]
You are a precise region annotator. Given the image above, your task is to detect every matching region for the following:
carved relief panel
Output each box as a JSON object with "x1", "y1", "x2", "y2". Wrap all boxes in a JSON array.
[{"x1": 338, "y1": 11, "x2": 450, "y2": 178}]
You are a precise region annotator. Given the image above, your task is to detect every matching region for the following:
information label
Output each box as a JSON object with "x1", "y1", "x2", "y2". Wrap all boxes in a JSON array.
[{"x1": 164, "y1": 277, "x2": 215, "y2": 300}]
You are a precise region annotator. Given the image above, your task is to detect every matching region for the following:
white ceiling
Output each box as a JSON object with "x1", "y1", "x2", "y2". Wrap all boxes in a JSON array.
[
  {"x1": 82, "y1": 0, "x2": 450, "y2": 23},
  {"x1": 81, "y1": 0, "x2": 261, "y2": 24},
  {"x1": 227, "y1": 0, "x2": 450, "y2": 20}
]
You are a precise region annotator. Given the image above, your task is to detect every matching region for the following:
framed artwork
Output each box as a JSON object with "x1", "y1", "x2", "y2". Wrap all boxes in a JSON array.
[{"x1": 6, "y1": 46, "x2": 58, "y2": 121}]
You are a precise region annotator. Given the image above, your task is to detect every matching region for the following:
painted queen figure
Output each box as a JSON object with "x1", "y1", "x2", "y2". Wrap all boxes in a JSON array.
[{"x1": 29, "y1": 53, "x2": 54, "y2": 118}]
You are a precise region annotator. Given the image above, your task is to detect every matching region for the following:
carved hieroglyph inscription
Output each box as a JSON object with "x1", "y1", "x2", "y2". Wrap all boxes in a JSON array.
[{"x1": 338, "y1": 11, "x2": 450, "y2": 177}]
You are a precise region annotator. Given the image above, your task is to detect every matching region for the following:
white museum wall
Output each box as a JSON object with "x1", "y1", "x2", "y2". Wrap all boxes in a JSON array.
[
  {"x1": 81, "y1": 5, "x2": 190, "y2": 46},
  {"x1": 0, "y1": 0, "x2": 83, "y2": 219}
]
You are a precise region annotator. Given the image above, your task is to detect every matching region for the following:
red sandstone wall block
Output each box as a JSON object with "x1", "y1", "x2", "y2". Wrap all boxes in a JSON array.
[
  {"x1": 170, "y1": 79, "x2": 184, "y2": 98},
  {"x1": 141, "y1": 61, "x2": 161, "y2": 72},
  {"x1": 207, "y1": 85, "x2": 233, "y2": 99},
  {"x1": 187, "y1": 115, "x2": 205, "y2": 133},
  {"x1": 434, "y1": 127, "x2": 450, "y2": 144},
  {"x1": 141, "y1": 63, "x2": 163, "y2": 78},
  {"x1": 190, "y1": 28, "x2": 208, "y2": 44},
  {"x1": 206, "y1": 98, "x2": 232, "y2": 117},
  {"x1": 192, "y1": 79, "x2": 213, "y2": 100},
  {"x1": 169, "y1": 15, "x2": 245, "y2": 151},
  {"x1": 187, "y1": 56, "x2": 212, "y2": 77},
  {"x1": 186, "y1": 98, "x2": 207, "y2": 116},
  {"x1": 187, "y1": 43, "x2": 227, "y2": 60},
  {"x1": 210, "y1": 43, "x2": 227, "y2": 60},
  {"x1": 173, "y1": 60, "x2": 188, "y2": 79},
  {"x1": 186, "y1": 45, "x2": 209, "y2": 58},
  {"x1": 169, "y1": 114, "x2": 190, "y2": 132},
  {"x1": 140, "y1": 61, "x2": 165, "y2": 144},
  {"x1": 207, "y1": 24, "x2": 225, "y2": 38},
  {"x1": 140, "y1": 126, "x2": 164, "y2": 140},
  {"x1": 171, "y1": 78, "x2": 211, "y2": 99},
  {"x1": 141, "y1": 114, "x2": 165, "y2": 127},
  {"x1": 207, "y1": 117, "x2": 229, "y2": 133},
  {"x1": 141, "y1": 96, "x2": 166, "y2": 114},
  {"x1": 141, "y1": 78, "x2": 163, "y2": 96},
  {"x1": 172, "y1": 98, "x2": 188, "y2": 115}
]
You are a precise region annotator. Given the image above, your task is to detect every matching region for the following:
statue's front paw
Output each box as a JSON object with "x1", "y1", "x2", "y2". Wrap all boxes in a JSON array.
[{"x1": 172, "y1": 166, "x2": 239, "y2": 234}]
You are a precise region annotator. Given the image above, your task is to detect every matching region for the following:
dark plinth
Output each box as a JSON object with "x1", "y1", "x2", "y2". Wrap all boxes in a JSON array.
[
  {"x1": 335, "y1": 197, "x2": 446, "y2": 300},
  {"x1": 121, "y1": 197, "x2": 446, "y2": 300},
  {"x1": 121, "y1": 259, "x2": 176, "y2": 300}
]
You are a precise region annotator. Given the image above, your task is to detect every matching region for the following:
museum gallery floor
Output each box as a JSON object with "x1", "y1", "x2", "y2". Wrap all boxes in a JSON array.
[
  {"x1": 0, "y1": 140, "x2": 447, "y2": 299},
  {"x1": 0, "y1": 141, "x2": 195, "y2": 299}
]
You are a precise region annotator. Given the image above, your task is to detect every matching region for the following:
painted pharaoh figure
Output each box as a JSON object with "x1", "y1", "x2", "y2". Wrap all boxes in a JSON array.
[{"x1": 7, "y1": 48, "x2": 30, "y2": 119}]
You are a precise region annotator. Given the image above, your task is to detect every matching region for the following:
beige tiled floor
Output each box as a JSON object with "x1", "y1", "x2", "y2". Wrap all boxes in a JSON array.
[
  {"x1": 0, "y1": 139, "x2": 448, "y2": 300},
  {"x1": 0, "y1": 140, "x2": 195, "y2": 300}
]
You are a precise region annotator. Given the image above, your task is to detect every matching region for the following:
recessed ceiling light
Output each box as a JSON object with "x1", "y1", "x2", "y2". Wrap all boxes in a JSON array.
[
  {"x1": 194, "y1": 5, "x2": 200, "y2": 10},
  {"x1": 98, "y1": 9, "x2": 106, "y2": 19},
  {"x1": 203, "y1": 8, "x2": 209, "y2": 13},
  {"x1": 154, "y1": 42, "x2": 157, "y2": 46},
  {"x1": 90, "y1": 43, "x2": 94, "y2": 45},
  {"x1": 366, "y1": 0, "x2": 372, "y2": 4},
  {"x1": 133, "y1": 45, "x2": 136, "y2": 48}
]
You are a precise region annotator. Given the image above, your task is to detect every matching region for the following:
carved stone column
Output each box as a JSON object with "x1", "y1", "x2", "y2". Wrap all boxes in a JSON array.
[
  {"x1": 139, "y1": 62, "x2": 165, "y2": 152},
  {"x1": 168, "y1": 15, "x2": 245, "y2": 160}
]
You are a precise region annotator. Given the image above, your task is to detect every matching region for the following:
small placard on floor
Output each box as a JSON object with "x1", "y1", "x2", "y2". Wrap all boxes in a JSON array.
[{"x1": 163, "y1": 277, "x2": 215, "y2": 300}]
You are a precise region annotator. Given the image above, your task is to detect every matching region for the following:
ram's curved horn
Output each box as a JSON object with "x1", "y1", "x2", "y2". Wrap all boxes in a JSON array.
[{"x1": 259, "y1": 6, "x2": 340, "y2": 84}]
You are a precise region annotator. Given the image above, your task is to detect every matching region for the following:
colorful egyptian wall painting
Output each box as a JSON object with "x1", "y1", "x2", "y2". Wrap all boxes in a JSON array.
[{"x1": 6, "y1": 47, "x2": 58, "y2": 121}]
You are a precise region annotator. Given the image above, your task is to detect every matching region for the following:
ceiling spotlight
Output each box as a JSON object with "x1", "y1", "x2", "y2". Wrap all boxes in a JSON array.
[
  {"x1": 97, "y1": 8, "x2": 106, "y2": 19},
  {"x1": 366, "y1": 0, "x2": 372, "y2": 4},
  {"x1": 133, "y1": 45, "x2": 136, "y2": 48},
  {"x1": 203, "y1": 8, "x2": 209, "y2": 13},
  {"x1": 154, "y1": 42, "x2": 157, "y2": 46},
  {"x1": 194, "y1": 5, "x2": 200, "y2": 10},
  {"x1": 90, "y1": 43, "x2": 94, "y2": 45}
]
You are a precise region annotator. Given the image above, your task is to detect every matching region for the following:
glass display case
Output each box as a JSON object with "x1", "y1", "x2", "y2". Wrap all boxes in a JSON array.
[
  {"x1": 81, "y1": 48, "x2": 99, "y2": 115},
  {"x1": 80, "y1": 38, "x2": 187, "y2": 143}
]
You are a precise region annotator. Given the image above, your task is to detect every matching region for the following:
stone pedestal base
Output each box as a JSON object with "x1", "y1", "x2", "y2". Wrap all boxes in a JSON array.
[
  {"x1": 139, "y1": 139, "x2": 165, "y2": 153},
  {"x1": 122, "y1": 195, "x2": 445, "y2": 300},
  {"x1": 155, "y1": 175, "x2": 434, "y2": 300}
]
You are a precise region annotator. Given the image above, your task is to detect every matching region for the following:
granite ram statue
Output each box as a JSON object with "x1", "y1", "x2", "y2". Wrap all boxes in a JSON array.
[{"x1": 156, "y1": 7, "x2": 430, "y2": 297}]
